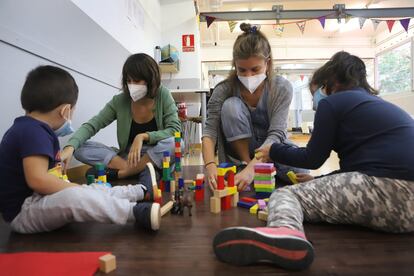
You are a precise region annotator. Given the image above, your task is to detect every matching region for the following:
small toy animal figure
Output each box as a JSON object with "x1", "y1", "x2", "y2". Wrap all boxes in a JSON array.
[
  {"x1": 171, "y1": 188, "x2": 193, "y2": 216},
  {"x1": 171, "y1": 190, "x2": 183, "y2": 215}
]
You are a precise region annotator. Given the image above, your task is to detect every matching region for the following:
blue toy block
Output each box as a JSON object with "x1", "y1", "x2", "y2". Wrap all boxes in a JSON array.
[
  {"x1": 163, "y1": 151, "x2": 170, "y2": 157},
  {"x1": 218, "y1": 162, "x2": 234, "y2": 168},
  {"x1": 256, "y1": 192, "x2": 272, "y2": 199},
  {"x1": 165, "y1": 180, "x2": 171, "y2": 192},
  {"x1": 178, "y1": 178, "x2": 184, "y2": 189},
  {"x1": 237, "y1": 201, "x2": 256, "y2": 209}
]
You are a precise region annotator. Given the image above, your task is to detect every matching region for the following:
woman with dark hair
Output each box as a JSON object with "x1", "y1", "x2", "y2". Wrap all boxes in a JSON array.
[
  {"x1": 213, "y1": 51, "x2": 414, "y2": 270},
  {"x1": 62, "y1": 53, "x2": 180, "y2": 184}
]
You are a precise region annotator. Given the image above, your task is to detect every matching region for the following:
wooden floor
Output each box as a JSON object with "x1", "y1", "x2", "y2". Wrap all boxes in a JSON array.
[{"x1": 1, "y1": 164, "x2": 414, "y2": 275}]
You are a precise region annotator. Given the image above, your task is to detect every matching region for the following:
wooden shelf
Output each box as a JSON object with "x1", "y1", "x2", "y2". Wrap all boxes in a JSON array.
[{"x1": 159, "y1": 61, "x2": 179, "y2": 73}]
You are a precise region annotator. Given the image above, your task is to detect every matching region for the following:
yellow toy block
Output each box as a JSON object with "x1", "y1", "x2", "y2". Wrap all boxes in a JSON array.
[
  {"x1": 174, "y1": 132, "x2": 181, "y2": 138},
  {"x1": 287, "y1": 171, "x2": 298, "y2": 184},
  {"x1": 227, "y1": 186, "x2": 237, "y2": 195},
  {"x1": 98, "y1": 175, "x2": 107, "y2": 183},
  {"x1": 255, "y1": 151, "x2": 263, "y2": 159},
  {"x1": 250, "y1": 204, "x2": 259, "y2": 214},
  {"x1": 163, "y1": 161, "x2": 170, "y2": 168},
  {"x1": 253, "y1": 184, "x2": 275, "y2": 189},
  {"x1": 48, "y1": 164, "x2": 63, "y2": 178},
  {"x1": 217, "y1": 166, "x2": 236, "y2": 177}
]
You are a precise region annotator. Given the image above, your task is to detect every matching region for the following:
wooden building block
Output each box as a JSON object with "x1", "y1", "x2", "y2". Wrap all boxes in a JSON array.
[
  {"x1": 210, "y1": 197, "x2": 221, "y2": 213},
  {"x1": 258, "y1": 211, "x2": 268, "y2": 221},
  {"x1": 214, "y1": 189, "x2": 228, "y2": 198},
  {"x1": 99, "y1": 254, "x2": 116, "y2": 273},
  {"x1": 161, "y1": 201, "x2": 174, "y2": 217},
  {"x1": 231, "y1": 192, "x2": 239, "y2": 207}
]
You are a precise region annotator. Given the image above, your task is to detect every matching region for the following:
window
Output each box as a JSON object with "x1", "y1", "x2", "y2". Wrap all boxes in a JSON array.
[{"x1": 377, "y1": 42, "x2": 412, "y2": 94}]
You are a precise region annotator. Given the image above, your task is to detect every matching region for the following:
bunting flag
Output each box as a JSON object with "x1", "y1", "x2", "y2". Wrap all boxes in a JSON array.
[
  {"x1": 386, "y1": 20, "x2": 395, "y2": 32},
  {"x1": 318, "y1": 16, "x2": 326, "y2": 29},
  {"x1": 228, "y1": 21, "x2": 237, "y2": 32},
  {"x1": 345, "y1": 14, "x2": 352, "y2": 24},
  {"x1": 296, "y1": 21, "x2": 306, "y2": 34},
  {"x1": 206, "y1": 16, "x2": 216, "y2": 28},
  {"x1": 300, "y1": 75, "x2": 304, "y2": 81},
  {"x1": 400, "y1": 18, "x2": 411, "y2": 32},
  {"x1": 274, "y1": 24, "x2": 284, "y2": 36},
  {"x1": 371, "y1": 19, "x2": 381, "y2": 31},
  {"x1": 359, "y1": 17, "x2": 367, "y2": 29}
]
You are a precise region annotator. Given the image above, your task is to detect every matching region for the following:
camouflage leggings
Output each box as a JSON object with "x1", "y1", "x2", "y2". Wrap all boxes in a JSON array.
[{"x1": 267, "y1": 172, "x2": 414, "y2": 233}]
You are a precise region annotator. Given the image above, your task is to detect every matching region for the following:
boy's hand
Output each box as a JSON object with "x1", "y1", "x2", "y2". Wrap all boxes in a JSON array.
[
  {"x1": 255, "y1": 144, "x2": 272, "y2": 162},
  {"x1": 60, "y1": 146, "x2": 75, "y2": 174},
  {"x1": 295, "y1": 173, "x2": 314, "y2": 183},
  {"x1": 128, "y1": 134, "x2": 144, "y2": 167}
]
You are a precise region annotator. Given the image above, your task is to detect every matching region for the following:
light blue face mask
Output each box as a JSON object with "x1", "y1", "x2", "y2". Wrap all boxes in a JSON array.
[
  {"x1": 54, "y1": 108, "x2": 74, "y2": 137},
  {"x1": 54, "y1": 119, "x2": 74, "y2": 137},
  {"x1": 312, "y1": 87, "x2": 328, "y2": 111}
]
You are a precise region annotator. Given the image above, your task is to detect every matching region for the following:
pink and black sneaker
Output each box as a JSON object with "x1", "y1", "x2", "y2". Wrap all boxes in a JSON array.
[{"x1": 213, "y1": 226, "x2": 314, "y2": 270}]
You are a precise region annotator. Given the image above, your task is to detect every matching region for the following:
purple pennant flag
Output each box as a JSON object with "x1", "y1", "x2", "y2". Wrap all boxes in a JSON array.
[
  {"x1": 206, "y1": 16, "x2": 215, "y2": 28},
  {"x1": 400, "y1": 18, "x2": 411, "y2": 33},
  {"x1": 318, "y1": 16, "x2": 326, "y2": 29}
]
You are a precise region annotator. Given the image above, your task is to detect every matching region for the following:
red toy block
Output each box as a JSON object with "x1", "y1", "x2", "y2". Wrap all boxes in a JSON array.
[
  {"x1": 175, "y1": 142, "x2": 181, "y2": 147},
  {"x1": 155, "y1": 196, "x2": 162, "y2": 205},
  {"x1": 159, "y1": 180, "x2": 165, "y2": 191},
  {"x1": 195, "y1": 189, "x2": 204, "y2": 201},
  {"x1": 240, "y1": 197, "x2": 257, "y2": 203},
  {"x1": 217, "y1": 175, "x2": 225, "y2": 190},
  {"x1": 227, "y1": 171, "x2": 235, "y2": 187},
  {"x1": 221, "y1": 196, "x2": 232, "y2": 210},
  {"x1": 254, "y1": 168, "x2": 276, "y2": 174},
  {"x1": 175, "y1": 152, "x2": 181, "y2": 158}
]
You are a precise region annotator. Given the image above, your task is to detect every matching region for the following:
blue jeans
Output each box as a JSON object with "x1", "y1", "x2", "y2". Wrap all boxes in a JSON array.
[{"x1": 74, "y1": 137, "x2": 176, "y2": 170}]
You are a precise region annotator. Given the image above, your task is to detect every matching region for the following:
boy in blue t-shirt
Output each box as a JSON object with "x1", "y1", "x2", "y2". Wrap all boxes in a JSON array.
[{"x1": 0, "y1": 65, "x2": 161, "y2": 233}]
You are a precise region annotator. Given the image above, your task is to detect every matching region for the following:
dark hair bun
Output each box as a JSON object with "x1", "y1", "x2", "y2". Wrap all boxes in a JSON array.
[{"x1": 240, "y1": 23, "x2": 251, "y2": 33}]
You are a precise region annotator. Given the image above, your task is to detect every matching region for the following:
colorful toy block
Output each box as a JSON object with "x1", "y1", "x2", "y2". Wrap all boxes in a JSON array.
[
  {"x1": 195, "y1": 173, "x2": 204, "y2": 202},
  {"x1": 287, "y1": 170, "x2": 299, "y2": 184},
  {"x1": 210, "y1": 163, "x2": 239, "y2": 214},
  {"x1": 254, "y1": 163, "x2": 276, "y2": 196}
]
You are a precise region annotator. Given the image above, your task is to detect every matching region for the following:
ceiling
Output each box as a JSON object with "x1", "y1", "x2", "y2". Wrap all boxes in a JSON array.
[{"x1": 197, "y1": 0, "x2": 414, "y2": 45}]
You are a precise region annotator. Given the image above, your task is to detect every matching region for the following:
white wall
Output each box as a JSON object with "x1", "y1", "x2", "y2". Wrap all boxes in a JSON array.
[
  {"x1": 0, "y1": 0, "x2": 162, "y2": 167},
  {"x1": 160, "y1": 0, "x2": 202, "y2": 89},
  {"x1": 71, "y1": 0, "x2": 162, "y2": 55}
]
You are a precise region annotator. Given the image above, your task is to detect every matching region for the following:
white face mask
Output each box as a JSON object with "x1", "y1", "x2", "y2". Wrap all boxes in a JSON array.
[
  {"x1": 238, "y1": 73, "x2": 267, "y2": 93},
  {"x1": 128, "y1": 84, "x2": 147, "y2": 101}
]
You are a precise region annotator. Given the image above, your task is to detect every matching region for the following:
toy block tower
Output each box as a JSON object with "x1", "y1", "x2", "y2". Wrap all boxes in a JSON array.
[
  {"x1": 210, "y1": 163, "x2": 239, "y2": 213},
  {"x1": 160, "y1": 151, "x2": 171, "y2": 192},
  {"x1": 174, "y1": 131, "x2": 184, "y2": 189},
  {"x1": 85, "y1": 163, "x2": 111, "y2": 187},
  {"x1": 254, "y1": 163, "x2": 276, "y2": 198}
]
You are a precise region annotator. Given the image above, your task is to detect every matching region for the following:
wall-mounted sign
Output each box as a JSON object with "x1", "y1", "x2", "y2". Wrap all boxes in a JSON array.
[{"x1": 182, "y1": 34, "x2": 195, "y2": 52}]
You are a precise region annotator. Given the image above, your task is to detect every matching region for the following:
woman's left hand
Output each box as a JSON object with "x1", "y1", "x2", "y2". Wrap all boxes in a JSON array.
[{"x1": 128, "y1": 134, "x2": 144, "y2": 167}]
